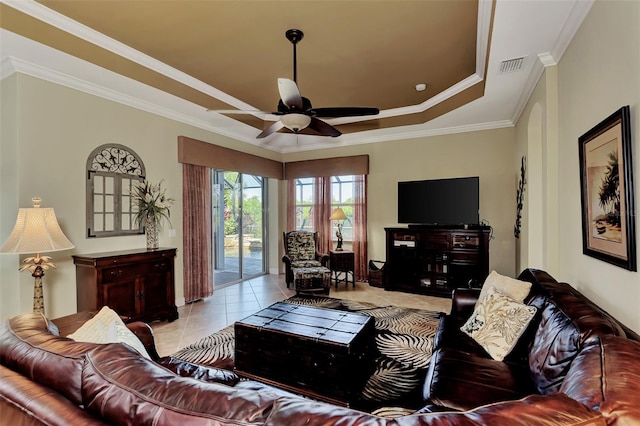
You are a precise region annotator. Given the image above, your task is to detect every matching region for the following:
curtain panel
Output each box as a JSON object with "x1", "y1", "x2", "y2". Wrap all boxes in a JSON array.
[
  {"x1": 313, "y1": 177, "x2": 331, "y2": 255},
  {"x1": 182, "y1": 164, "x2": 213, "y2": 303},
  {"x1": 353, "y1": 175, "x2": 368, "y2": 281}
]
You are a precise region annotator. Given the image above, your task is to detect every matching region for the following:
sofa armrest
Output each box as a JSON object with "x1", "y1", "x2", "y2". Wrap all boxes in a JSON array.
[
  {"x1": 282, "y1": 254, "x2": 292, "y2": 266},
  {"x1": 126, "y1": 322, "x2": 160, "y2": 361},
  {"x1": 450, "y1": 288, "x2": 481, "y2": 321}
]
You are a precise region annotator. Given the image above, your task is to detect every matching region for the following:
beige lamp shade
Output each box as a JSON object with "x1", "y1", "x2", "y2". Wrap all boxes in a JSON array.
[
  {"x1": 280, "y1": 113, "x2": 312, "y2": 133},
  {"x1": 0, "y1": 198, "x2": 74, "y2": 254},
  {"x1": 329, "y1": 208, "x2": 347, "y2": 221}
]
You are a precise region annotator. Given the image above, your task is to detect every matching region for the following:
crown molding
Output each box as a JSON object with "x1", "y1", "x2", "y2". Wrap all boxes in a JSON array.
[
  {"x1": 549, "y1": 0, "x2": 594, "y2": 61},
  {"x1": 509, "y1": 0, "x2": 593, "y2": 126}
]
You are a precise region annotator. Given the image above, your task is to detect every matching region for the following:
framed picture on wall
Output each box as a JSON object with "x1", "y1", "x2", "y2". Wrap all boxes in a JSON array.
[{"x1": 578, "y1": 105, "x2": 636, "y2": 271}]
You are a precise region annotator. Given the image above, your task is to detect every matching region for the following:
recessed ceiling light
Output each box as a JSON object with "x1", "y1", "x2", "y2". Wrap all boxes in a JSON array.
[{"x1": 415, "y1": 83, "x2": 427, "y2": 92}]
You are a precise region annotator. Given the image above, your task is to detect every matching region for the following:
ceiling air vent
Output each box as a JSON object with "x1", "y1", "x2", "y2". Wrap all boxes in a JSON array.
[{"x1": 499, "y1": 56, "x2": 526, "y2": 74}]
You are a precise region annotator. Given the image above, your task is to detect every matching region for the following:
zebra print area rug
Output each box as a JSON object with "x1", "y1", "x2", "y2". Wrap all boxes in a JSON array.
[{"x1": 171, "y1": 295, "x2": 441, "y2": 412}]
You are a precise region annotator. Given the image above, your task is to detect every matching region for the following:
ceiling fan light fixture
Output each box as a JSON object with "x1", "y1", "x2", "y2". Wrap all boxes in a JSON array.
[{"x1": 281, "y1": 113, "x2": 311, "y2": 133}]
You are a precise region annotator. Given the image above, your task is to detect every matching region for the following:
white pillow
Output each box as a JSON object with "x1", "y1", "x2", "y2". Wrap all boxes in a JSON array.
[
  {"x1": 478, "y1": 270, "x2": 532, "y2": 304},
  {"x1": 68, "y1": 306, "x2": 151, "y2": 359},
  {"x1": 461, "y1": 286, "x2": 537, "y2": 361}
]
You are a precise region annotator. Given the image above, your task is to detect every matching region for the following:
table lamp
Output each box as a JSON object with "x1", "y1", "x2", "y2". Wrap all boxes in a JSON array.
[
  {"x1": 329, "y1": 207, "x2": 347, "y2": 251},
  {"x1": 0, "y1": 198, "x2": 74, "y2": 314}
]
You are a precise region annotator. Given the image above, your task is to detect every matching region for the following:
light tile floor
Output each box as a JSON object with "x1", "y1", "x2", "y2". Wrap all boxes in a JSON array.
[{"x1": 150, "y1": 274, "x2": 452, "y2": 357}]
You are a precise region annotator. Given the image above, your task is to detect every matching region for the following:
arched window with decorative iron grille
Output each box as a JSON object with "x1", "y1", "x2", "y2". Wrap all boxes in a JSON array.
[{"x1": 86, "y1": 144, "x2": 146, "y2": 237}]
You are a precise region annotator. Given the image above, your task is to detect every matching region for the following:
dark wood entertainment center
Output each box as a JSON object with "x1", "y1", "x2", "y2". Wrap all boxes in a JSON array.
[{"x1": 385, "y1": 226, "x2": 490, "y2": 297}]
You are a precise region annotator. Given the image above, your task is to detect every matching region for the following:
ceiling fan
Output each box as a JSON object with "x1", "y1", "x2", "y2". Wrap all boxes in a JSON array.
[{"x1": 215, "y1": 29, "x2": 380, "y2": 139}]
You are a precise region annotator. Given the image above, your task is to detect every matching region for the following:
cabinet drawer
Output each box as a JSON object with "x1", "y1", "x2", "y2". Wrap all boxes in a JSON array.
[
  {"x1": 102, "y1": 264, "x2": 150, "y2": 282},
  {"x1": 451, "y1": 251, "x2": 479, "y2": 264},
  {"x1": 418, "y1": 233, "x2": 450, "y2": 250}
]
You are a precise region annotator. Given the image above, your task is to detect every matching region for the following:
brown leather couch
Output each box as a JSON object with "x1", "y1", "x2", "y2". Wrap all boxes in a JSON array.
[
  {"x1": 422, "y1": 268, "x2": 640, "y2": 425},
  {"x1": 1, "y1": 269, "x2": 638, "y2": 425}
]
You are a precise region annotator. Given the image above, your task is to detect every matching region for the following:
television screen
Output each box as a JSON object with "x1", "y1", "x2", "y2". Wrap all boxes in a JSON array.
[{"x1": 398, "y1": 177, "x2": 479, "y2": 225}]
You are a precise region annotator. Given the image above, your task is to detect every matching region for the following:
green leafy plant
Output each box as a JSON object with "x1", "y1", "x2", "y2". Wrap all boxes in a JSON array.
[{"x1": 131, "y1": 179, "x2": 175, "y2": 230}]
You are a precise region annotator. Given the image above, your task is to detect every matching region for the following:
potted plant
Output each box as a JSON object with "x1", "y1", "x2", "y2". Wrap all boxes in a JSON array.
[{"x1": 132, "y1": 180, "x2": 175, "y2": 250}]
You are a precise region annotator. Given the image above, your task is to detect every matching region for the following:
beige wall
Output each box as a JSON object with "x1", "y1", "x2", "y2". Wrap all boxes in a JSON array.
[
  {"x1": 557, "y1": 0, "x2": 640, "y2": 332},
  {"x1": 283, "y1": 128, "x2": 517, "y2": 277},
  {"x1": 0, "y1": 74, "x2": 19, "y2": 320},
  {"x1": 0, "y1": 74, "x2": 283, "y2": 320},
  {"x1": 516, "y1": 0, "x2": 640, "y2": 332},
  {"x1": 515, "y1": 66, "x2": 561, "y2": 277}
]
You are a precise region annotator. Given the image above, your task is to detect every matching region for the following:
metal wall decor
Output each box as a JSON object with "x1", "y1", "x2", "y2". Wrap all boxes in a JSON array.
[
  {"x1": 514, "y1": 156, "x2": 526, "y2": 239},
  {"x1": 579, "y1": 106, "x2": 636, "y2": 271},
  {"x1": 89, "y1": 144, "x2": 145, "y2": 175},
  {"x1": 86, "y1": 144, "x2": 146, "y2": 238}
]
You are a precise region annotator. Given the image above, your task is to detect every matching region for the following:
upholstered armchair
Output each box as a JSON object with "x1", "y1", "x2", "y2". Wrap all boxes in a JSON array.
[{"x1": 282, "y1": 231, "x2": 329, "y2": 289}]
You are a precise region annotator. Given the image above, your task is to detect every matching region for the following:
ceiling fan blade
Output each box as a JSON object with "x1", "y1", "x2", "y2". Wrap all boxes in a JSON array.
[
  {"x1": 257, "y1": 121, "x2": 285, "y2": 138},
  {"x1": 311, "y1": 107, "x2": 380, "y2": 118},
  {"x1": 208, "y1": 109, "x2": 281, "y2": 121},
  {"x1": 308, "y1": 117, "x2": 341, "y2": 137},
  {"x1": 277, "y1": 78, "x2": 304, "y2": 110}
]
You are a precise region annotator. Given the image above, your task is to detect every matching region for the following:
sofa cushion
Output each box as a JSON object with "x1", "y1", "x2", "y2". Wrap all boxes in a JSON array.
[
  {"x1": 461, "y1": 286, "x2": 537, "y2": 361},
  {"x1": 157, "y1": 356, "x2": 240, "y2": 386},
  {"x1": 68, "y1": 306, "x2": 150, "y2": 359},
  {"x1": 560, "y1": 335, "x2": 640, "y2": 426},
  {"x1": 528, "y1": 294, "x2": 627, "y2": 395},
  {"x1": 291, "y1": 260, "x2": 323, "y2": 269},
  {"x1": 0, "y1": 364, "x2": 109, "y2": 426},
  {"x1": 478, "y1": 270, "x2": 532, "y2": 304},
  {"x1": 422, "y1": 347, "x2": 536, "y2": 411},
  {"x1": 82, "y1": 344, "x2": 286, "y2": 426},
  {"x1": 0, "y1": 313, "x2": 101, "y2": 406}
]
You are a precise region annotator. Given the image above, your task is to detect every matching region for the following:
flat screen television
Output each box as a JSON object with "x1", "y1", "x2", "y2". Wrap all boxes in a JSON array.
[{"x1": 398, "y1": 177, "x2": 479, "y2": 226}]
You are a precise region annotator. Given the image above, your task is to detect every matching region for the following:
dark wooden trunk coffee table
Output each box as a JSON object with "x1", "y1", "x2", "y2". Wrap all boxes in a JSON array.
[{"x1": 234, "y1": 301, "x2": 376, "y2": 407}]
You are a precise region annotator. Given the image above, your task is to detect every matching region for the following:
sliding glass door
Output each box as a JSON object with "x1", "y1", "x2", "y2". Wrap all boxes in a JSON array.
[{"x1": 212, "y1": 171, "x2": 267, "y2": 286}]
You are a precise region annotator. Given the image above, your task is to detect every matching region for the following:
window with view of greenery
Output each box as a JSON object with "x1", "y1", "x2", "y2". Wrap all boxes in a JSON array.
[
  {"x1": 294, "y1": 177, "x2": 315, "y2": 231},
  {"x1": 86, "y1": 144, "x2": 145, "y2": 237},
  {"x1": 331, "y1": 175, "x2": 355, "y2": 241},
  {"x1": 293, "y1": 175, "x2": 355, "y2": 241}
]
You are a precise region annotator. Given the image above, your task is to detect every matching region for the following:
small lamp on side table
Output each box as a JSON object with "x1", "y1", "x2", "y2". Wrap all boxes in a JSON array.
[
  {"x1": 0, "y1": 198, "x2": 74, "y2": 314},
  {"x1": 329, "y1": 207, "x2": 348, "y2": 251}
]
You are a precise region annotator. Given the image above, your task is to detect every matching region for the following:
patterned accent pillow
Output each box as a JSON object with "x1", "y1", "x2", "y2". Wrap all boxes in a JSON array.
[
  {"x1": 478, "y1": 270, "x2": 532, "y2": 304},
  {"x1": 461, "y1": 286, "x2": 537, "y2": 361},
  {"x1": 68, "y1": 306, "x2": 151, "y2": 359}
]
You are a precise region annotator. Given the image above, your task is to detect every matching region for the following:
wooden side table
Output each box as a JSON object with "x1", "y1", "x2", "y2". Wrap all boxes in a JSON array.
[{"x1": 330, "y1": 250, "x2": 355, "y2": 289}]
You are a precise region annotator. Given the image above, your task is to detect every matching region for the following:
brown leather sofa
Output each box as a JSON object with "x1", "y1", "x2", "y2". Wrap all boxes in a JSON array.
[{"x1": 1, "y1": 269, "x2": 639, "y2": 425}]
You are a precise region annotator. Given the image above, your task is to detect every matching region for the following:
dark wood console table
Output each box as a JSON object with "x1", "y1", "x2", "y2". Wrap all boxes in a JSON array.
[
  {"x1": 73, "y1": 248, "x2": 178, "y2": 323},
  {"x1": 385, "y1": 226, "x2": 490, "y2": 298}
]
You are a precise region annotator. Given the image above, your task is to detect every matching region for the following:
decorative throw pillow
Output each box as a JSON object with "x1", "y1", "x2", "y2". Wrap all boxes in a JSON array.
[
  {"x1": 478, "y1": 270, "x2": 532, "y2": 304},
  {"x1": 68, "y1": 306, "x2": 151, "y2": 359},
  {"x1": 461, "y1": 286, "x2": 537, "y2": 361}
]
